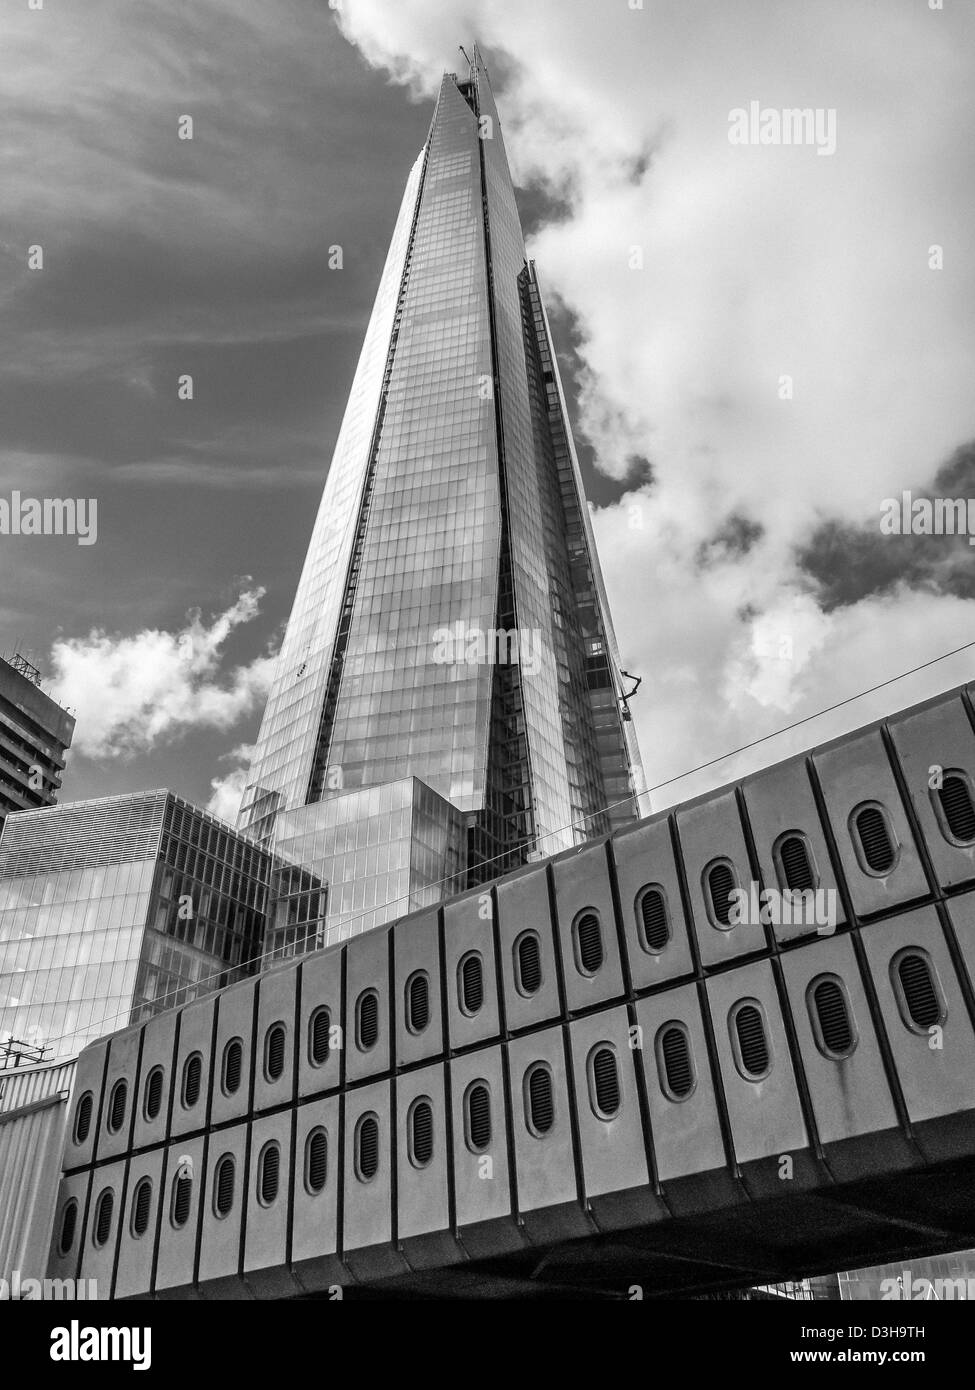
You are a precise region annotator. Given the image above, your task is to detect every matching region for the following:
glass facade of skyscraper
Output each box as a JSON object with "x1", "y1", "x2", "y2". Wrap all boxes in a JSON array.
[
  {"x1": 0, "y1": 791, "x2": 271, "y2": 1059},
  {"x1": 239, "y1": 47, "x2": 647, "y2": 946}
]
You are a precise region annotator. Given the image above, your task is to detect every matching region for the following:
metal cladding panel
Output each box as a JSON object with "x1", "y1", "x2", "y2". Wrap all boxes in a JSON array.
[
  {"x1": 448, "y1": 1046, "x2": 514, "y2": 1231},
  {"x1": 741, "y1": 756, "x2": 846, "y2": 942},
  {"x1": 291, "y1": 1095, "x2": 341, "y2": 1281},
  {"x1": 393, "y1": 909, "x2": 445, "y2": 1067},
  {"x1": 567, "y1": 1007, "x2": 653, "y2": 1222},
  {"x1": 495, "y1": 863, "x2": 561, "y2": 1030},
  {"x1": 210, "y1": 980, "x2": 257, "y2": 1128},
  {"x1": 610, "y1": 815, "x2": 694, "y2": 988},
  {"x1": 888, "y1": 696, "x2": 975, "y2": 890},
  {"x1": 781, "y1": 935, "x2": 899, "y2": 1143},
  {"x1": 154, "y1": 1135, "x2": 206, "y2": 1294},
  {"x1": 948, "y1": 888, "x2": 975, "y2": 989},
  {"x1": 443, "y1": 888, "x2": 501, "y2": 1049},
  {"x1": 551, "y1": 840, "x2": 625, "y2": 1010},
  {"x1": 507, "y1": 1027, "x2": 580, "y2": 1218},
  {"x1": 345, "y1": 927, "x2": 392, "y2": 1082},
  {"x1": 114, "y1": 1148, "x2": 164, "y2": 1300},
  {"x1": 47, "y1": 1169, "x2": 91, "y2": 1285},
  {"x1": 79, "y1": 1159, "x2": 126, "y2": 1296},
  {"x1": 253, "y1": 965, "x2": 299, "y2": 1114},
  {"x1": 62, "y1": 1041, "x2": 109, "y2": 1171},
  {"x1": 197, "y1": 1122, "x2": 248, "y2": 1290},
  {"x1": 395, "y1": 1062, "x2": 450, "y2": 1242},
  {"x1": 634, "y1": 985, "x2": 728, "y2": 1182},
  {"x1": 244, "y1": 1112, "x2": 294, "y2": 1291},
  {"x1": 705, "y1": 961, "x2": 809, "y2": 1164},
  {"x1": 96, "y1": 1026, "x2": 142, "y2": 1162},
  {"x1": 861, "y1": 906, "x2": 975, "y2": 1124},
  {"x1": 297, "y1": 947, "x2": 344, "y2": 1100},
  {"x1": 130, "y1": 1011, "x2": 178, "y2": 1152},
  {"x1": 170, "y1": 996, "x2": 216, "y2": 1138},
  {"x1": 814, "y1": 730, "x2": 929, "y2": 917},
  {"x1": 342, "y1": 1080, "x2": 393, "y2": 1252},
  {"x1": 676, "y1": 790, "x2": 766, "y2": 967}
]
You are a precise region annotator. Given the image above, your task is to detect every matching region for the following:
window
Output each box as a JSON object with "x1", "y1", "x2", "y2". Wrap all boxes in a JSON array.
[
  {"x1": 258, "y1": 1142, "x2": 280, "y2": 1205},
  {"x1": 309, "y1": 1008, "x2": 331, "y2": 1067},
  {"x1": 459, "y1": 952, "x2": 484, "y2": 1015},
  {"x1": 705, "y1": 860, "x2": 739, "y2": 929},
  {"x1": 143, "y1": 1067, "x2": 164, "y2": 1122},
  {"x1": 524, "y1": 1063, "x2": 555, "y2": 1137},
  {"x1": 305, "y1": 1128, "x2": 328, "y2": 1194},
  {"x1": 93, "y1": 1188, "x2": 114, "y2": 1248},
  {"x1": 808, "y1": 975, "x2": 858, "y2": 1059},
  {"x1": 464, "y1": 1082, "x2": 492, "y2": 1153},
  {"x1": 934, "y1": 770, "x2": 975, "y2": 845},
  {"x1": 851, "y1": 803, "x2": 898, "y2": 876},
  {"x1": 775, "y1": 832, "x2": 818, "y2": 893},
  {"x1": 356, "y1": 990, "x2": 380, "y2": 1050},
  {"x1": 222, "y1": 1038, "x2": 243, "y2": 1096},
  {"x1": 573, "y1": 910, "x2": 603, "y2": 975},
  {"x1": 181, "y1": 1054, "x2": 202, "y2": 1109},
  {"x1": 406, "y1": 972, "x2": 430, "y2": 1034},
  {"x1": 58, "y1": 1199, "x2": 78, "y2": 1256},
  {"x1": 171, "y1": 1172, "x2": 192, "y2": 1229},
  {"x1": 131, "y1": 1178, "x2": 153, "y2": 1238},
  {"x1": 656, "y1": 1022, "x2": 696, "y2": 1100},
  {"x1": 355, "y1": 1113, "x2": 380, "y2": 1181},
  {"x1": 891, "y1": 948, "x2": 947, "y2": 1033},
  {"x1": 73, "y1": 1092, "x2": 93, "y2": 1145},
  {"x1": 588, "y1": 1045, "x2": 622, "y2": 1119},
  {"x1": 213, "y1": 1155, "x2": 235, "y2": 1218},
  {"x1": 514, "y1": 932, "x2": 542, "y2": 996},
  {"x1": 408, "y1": 1097, "x2": 434, "y2": 1167},
  {"x1": 636, "y1": 885, "x2": 670, "y2": 953},
  {"x1": 107, "y1": 1080, "x2": 128, "y2": 1135},
  {"x1": 729, "y1": 1000, "x2": 772, "y2": 1080},
  {"x1": 264, "y1": 1024, "x2": 286, "y2": 1082}
]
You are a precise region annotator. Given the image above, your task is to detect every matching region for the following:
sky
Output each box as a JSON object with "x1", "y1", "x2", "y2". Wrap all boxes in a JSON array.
[{"x1": 2, "y1": 0, "x2": 974, "y2": 825}]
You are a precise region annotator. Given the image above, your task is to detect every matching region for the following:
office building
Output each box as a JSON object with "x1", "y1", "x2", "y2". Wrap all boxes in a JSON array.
[{"x1": 0, "y1": 653, "x2": 75, "y2": 837}]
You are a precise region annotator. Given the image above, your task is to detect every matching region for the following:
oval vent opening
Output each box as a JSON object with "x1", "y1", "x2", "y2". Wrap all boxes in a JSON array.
[
  {"x1": 638, "y1": 886, "x2": 669, "y2": 953},
  {"x1": 108, "y1": 1080, "x2": 128, "y2": 1134},
  {"x1": 733, "y1": 1003, "x2": 770, "y2": 1079},
  {"x1": 214, "y1": 1155, "x2": 235, "y2": 1218},
  {"x1": 779, "y1": 834, "x2": 816, "y2": 892},
  {"x1": 574, "y1": 912, "x2": 603, "y2": 975},
  {"x1": 407, "y1": 973, "x2": 430, "y2": 1034},
  {"x1": 309, "y1": 1008, "x2": 331, "y2": 1066},
  {"x1": 707, "y1": 862, "x2": 737, "y2": 928},
  {"x1": 144, "y1": 1067, "x2": 164, "y2": 1121},
  {"x1": 59, "y1": 1200, "x2": 78, "y2": 1255},
  {"x1": 526, "y1": 1064, "x2": 554, "y2": 1136},
  {"x1": 515, "y1": 932, "x2": 542, "y2": 995},
  {"x1": 260, "y1": 1144, "x2": 280, "y2": 1204},
  {"x1": 93, "y1": 1189, "x2": 114, "y2": 1248},
  {"x1": 938, "y1": 774, "x2": 975, "y2": 844},
  {"x1": 855, "y1": 805, "x2": 895, "y2": 874},
  {"x1": 590, "y1": 1046, "x2": 621, "y2": 1118},
  {"x1": 357, "y1": 990, "x2": 379, "y2": 1050},
  {"x1": 460, "y1": 952, "x2": 484, "y2": 1015},
  {"x1": 465, "y1": 1082, "x2": 492, "y2": 1152},
  {"x1": 356, "y1": 1114, "x2": 380, "y2": 1181},
  {"x1": 182, "y1": 1054, "x2": 202, "y2": 1109},
  {"x1": 305, "y1": 1129, "x2": 328, "y2": 1194},
  {"x1": 172, "y1": 1174, "x2": 192, "y2": 1228},
  {"x1": 265, "y1": 1024, "x2": 286, "y2": 1082},
  {"x1": 132, "y1": 1178, "x2": 152, "y2": 1238},
  {"x1": 74, "y1": 1092, "x2": 93, "y2": 1145},
  {"x1": 895, "y1": 951, "x2": 944, "y2": 1030},
  {"x1": 409, "y1": 1099, "x2": 434, "y2": 1167},
  {"x1": 223, "y1": 1039, "x2": 243, "y2": 1096},
  {"x1": 811, "y1": 977, "x2": 856, "y2": 1058},
  {"x1": 658, "y1": 1023, "x2": 695, "y2": 1100}
]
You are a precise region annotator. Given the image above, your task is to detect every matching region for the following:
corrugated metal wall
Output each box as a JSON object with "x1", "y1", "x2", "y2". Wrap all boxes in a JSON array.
[{"x1": 0, "y1": 1060, "x2": 75, "y2": 1284}]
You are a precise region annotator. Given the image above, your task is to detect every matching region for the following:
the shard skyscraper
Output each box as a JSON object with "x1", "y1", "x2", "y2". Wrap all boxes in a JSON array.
[{"x1": 239, "y1": 47, "x2": 646, "y2": 954}]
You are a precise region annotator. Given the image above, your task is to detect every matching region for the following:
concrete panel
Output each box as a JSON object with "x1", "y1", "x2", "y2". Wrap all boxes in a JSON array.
[{"x1": 611, "y1": 815, "x2": 695, "y2": 987}]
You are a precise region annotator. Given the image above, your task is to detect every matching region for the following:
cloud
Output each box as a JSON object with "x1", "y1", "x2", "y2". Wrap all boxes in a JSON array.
[
  {"x1": 206, "y1": 743, "x2": 256, "y2": 824},
  {"x1": 49, "y1": 588, "x2": 276, "y2": 759},
  {"x1": 332, "y1": 0, "x2": 975, "y2": 803}
]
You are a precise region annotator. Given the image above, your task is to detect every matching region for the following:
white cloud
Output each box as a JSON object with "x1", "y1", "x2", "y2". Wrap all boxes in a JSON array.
[
  {"x1": 49, "y1": 588, "x2": 275, "y2": 760},
  {"x1": 333, "y1": 0, "x2": 975, "y2": 806},
  {"x1": 206, "y1": 743, "x2": 256, "y2": 824}
]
